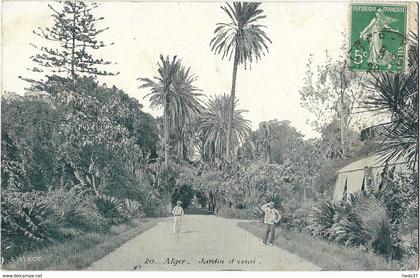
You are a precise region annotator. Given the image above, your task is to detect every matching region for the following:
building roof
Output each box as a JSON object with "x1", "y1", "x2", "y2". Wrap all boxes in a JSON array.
[
  {"x1": 337, "y1": 154, "x2": 408, "y2": 174},
  {"x1": 333, "y1": 154, "x2": 409, "y2": 200}
]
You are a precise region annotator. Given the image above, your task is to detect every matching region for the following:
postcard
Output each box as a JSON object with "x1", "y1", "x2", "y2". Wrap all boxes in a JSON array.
[{"x1": 1, "y1": 0, "x2": 418, "y2": 272}]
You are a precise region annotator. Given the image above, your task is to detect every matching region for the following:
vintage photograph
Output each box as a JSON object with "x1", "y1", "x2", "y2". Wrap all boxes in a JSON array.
[{"x1": 1, "y1": 0, "x2": 419, "y2": 272}]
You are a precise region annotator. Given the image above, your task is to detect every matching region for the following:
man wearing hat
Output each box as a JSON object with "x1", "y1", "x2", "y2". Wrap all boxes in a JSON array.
[
  {"x1": 260, "y1": 201, "x2": 281, "y2": 245},
  {"x1": 172, "y1": 200, "x2": 184, "y2": 234}
]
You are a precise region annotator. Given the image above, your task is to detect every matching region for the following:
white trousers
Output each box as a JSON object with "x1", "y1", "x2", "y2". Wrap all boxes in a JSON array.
[{"x1": 173, "y1": 216, "x2": 182, "y2": 234}]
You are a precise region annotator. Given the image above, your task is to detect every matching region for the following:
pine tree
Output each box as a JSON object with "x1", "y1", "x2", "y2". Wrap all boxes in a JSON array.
[{"x1": 21, "y1": 1, "x2": 117, "y2": 87}]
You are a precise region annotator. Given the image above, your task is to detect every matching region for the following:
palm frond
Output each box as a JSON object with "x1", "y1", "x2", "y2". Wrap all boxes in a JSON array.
[
  {"x1": 195, "y1": 94, "x2": 251, "y2": 163},
  {"x1": 362, "y1": 36, "x2": 418, "y2": 170},
  {"x1": 138, "y1": 55, "x2": 204, "y2": 160},
  {"x1": 210, "y1": 2, "x2": 272, "y2": 69}
]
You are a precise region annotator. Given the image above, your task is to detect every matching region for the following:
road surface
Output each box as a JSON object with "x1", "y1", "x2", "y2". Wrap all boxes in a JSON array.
[{"x1": 87, "y1": 215, "x2": 321, "y2": 271}]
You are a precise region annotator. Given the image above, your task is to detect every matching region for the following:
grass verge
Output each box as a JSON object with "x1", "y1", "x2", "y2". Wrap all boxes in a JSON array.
[
  {"x1": 4, "y1": 218, "x2": 156, "y2": 270},
  {"x1": 237, "y1": 221, "x2": 407, "y2": 271}
]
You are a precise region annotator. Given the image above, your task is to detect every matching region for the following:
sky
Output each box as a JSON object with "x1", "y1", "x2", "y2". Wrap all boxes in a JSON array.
[{"x1": 1, "y1": 1, "x2": 350, "y2": 138}]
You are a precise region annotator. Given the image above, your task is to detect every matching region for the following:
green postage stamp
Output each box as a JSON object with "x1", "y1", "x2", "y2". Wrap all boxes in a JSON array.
[{"x1": 350, "y1": 3, "x2": 407, "y2": 72}]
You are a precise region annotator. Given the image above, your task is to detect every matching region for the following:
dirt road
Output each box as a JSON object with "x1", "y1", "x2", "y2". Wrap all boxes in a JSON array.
[{"x1": 87, "y1": 215, "x2": 321, "y2": 271}]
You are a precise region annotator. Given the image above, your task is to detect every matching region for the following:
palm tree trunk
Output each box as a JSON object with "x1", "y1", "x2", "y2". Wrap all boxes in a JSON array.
[
  {"x1": 91, "y1": 174, "x2": 99, "y2": 196},
  {"x1": 164, "y1": 96, "x2": 169, "y2": 166},
  {"x1": 177, "y1": 140, "x2": 184, "y2": 160},
  {"x1": 177, "y1": 142, "x2": 181, "y2": 160},
  {"x1": 226, "y1": 46, "x2": 240, "y2": 161}
]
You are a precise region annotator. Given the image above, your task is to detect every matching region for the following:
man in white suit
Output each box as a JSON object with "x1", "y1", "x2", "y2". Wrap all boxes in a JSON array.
[{"x1": 172, "y1": 200, "x2": 184, "y2": 234}]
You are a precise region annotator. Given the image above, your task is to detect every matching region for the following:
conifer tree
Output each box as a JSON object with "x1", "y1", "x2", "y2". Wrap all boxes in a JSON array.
[{"x1": 21, "y1": 1, "x2": 117, "y2": 86}]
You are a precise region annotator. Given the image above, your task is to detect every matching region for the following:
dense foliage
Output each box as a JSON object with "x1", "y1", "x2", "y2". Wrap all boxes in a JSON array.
[{"x1": 1, "y1": 77, "x2": 162, "y2": 261}]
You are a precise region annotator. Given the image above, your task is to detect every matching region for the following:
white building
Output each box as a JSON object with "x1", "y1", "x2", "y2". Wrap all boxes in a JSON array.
[{"x1": 333, "y1": 155, "x2": 409, "y2": 201}]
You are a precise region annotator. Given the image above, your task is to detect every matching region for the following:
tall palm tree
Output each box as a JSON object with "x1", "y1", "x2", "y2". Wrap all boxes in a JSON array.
[
  {"x1": 169, "y1": 66, "x2": 204, "y2": 160},
  {"x1": 195, "y1": 94, "x2": 251, "y2": 166},
  {"x1": 210, "y1": 2, "x2": 271, "y2": 160},
  {"x1": 139, "y1": 55, "x2": 202, "y2": 165}
]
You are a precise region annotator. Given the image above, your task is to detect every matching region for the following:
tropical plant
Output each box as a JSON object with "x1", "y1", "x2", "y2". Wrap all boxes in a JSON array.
[
  {"x1": 169, "y1": 66, "x2": 204, "y2": 160},
  {"x1": 94, "y1": 195, "x2": 143, "y2": 224},
  {"x1": 308, "y1": 192, "x2": 404, "y2": 259},
  {"x1": 139, "y1": 55, "x2": 203, "y2": 165},
  {"x1": 253, "y1": 206, "x2": 264, "y2": 219},
  {"x1": 210, "y1": 2, "x2": 271, "y2": 160},
  {"x1": 195, "y1": 94, "x2": 251, "y2": 165},
  {"x1": 120, "y1": 199, "x2": 143, "y2": 221},
  {"x1": 13, "y1": 202, "x2": 58, "y2": 242},
  {"x1": 236, "y1": 161, "x2": 298, "y2": 207},
  {"x1": 43, "y1": 186, "x2": 90, "y2": 235},
  {"x1": 361, "y1": 32, "x2": 418, "y2": 170},
  {"x1": 193, "y1": 170, "x2": 225, "y2": 213},
  {"x1": 307, "y1": 200, "x2": 339, "y2": 239},
  {"x1": 56, "y1": 207, "x2": 85, "y2": 238},
  {"x1": 1, "y1": 191, "x2": 61, "y2": 260},
  {"x1": 94, "y1": 194, "x2": 123, "y2": 224},
  {"x1": 246, "y1": 120, "x2": 308, "y2": 164}
]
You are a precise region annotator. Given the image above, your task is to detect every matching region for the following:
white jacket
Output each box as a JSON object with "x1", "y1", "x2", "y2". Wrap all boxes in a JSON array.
[
  {"x1": 261, "y1": 203, "x2": 281, "y2": 224},
  {"x1": 172, "y1": 206, "x2": 184, "y2": 216}
]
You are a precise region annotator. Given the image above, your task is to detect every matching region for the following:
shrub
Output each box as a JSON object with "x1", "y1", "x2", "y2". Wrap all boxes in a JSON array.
[
  {"x1": 216, "y1": 207, "x2": 255, "y2": 220},
  {"x1": 56, "y1": 209, "x2": 81, "y2": 237},
  {"x1": 238, "y1": 221, "x2": 406, "y2": 270},
  {"x1": 1, "y1": 189, "x2": 145, "y2": 263},
  {"x1": 376, "y1": 170, "x2": 418, "y2": 227},
  {"x1": 355, "y1": 197, "x2": 396, "y2": 257},
  {"x1": 308, "y1": 192, "x2": 404, "y2": 260},
  {"x1": 94, "y1": 194, "x2": 146, "y2": 225},
  {"x1": 44, "y1": 186, "x2": 100, "y2": 233},
  {"x1": 142, "y1": 193, "x2": 172, "y2": 218},
  {"x1": 307, "y1": 200, "x2": 339, "y2": 239},
  {"x1": 171, "y1": 185, "x2": 194, "y2": 208},
  {"x1": 120, "y1": 198, "x2": 144, "y2": 220},
  {"x1": 94, "y1": 194, "x2": 124, "y2": 224},
  {"x1": 283, "y1": 199, "x2": 315, "y2": 232},
  {"x1": 253, "y1": 206, "x2": 264, "y2": 220},
  {"x1": 1, "y1": 190, "x2": 60, "y2": 261}
]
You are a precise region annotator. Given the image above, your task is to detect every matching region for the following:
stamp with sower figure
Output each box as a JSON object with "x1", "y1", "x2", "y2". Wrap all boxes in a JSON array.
[{"x1": 349, "y1": 3, "x2": 407, "y2": 72}]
